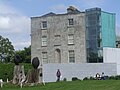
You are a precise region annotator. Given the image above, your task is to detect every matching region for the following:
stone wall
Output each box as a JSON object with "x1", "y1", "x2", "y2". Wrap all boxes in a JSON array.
[{"x1": 31, "y1": 13, "x2": 86, "y2": 64}]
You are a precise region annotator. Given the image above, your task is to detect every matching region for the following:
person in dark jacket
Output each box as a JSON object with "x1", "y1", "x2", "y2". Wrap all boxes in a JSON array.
[{"x1": 56, "y1": 69, "x2": 61, "y2": 82}]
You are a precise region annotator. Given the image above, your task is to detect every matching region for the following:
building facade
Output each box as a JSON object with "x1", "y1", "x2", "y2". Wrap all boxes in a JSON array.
[
  {"x1": 86, "y1": 8, "x2": 116, "y2": 63},
  {"x1": 31, "y1": 6, "x2": 86, "y2": 64},
  {"x1": 31, "y1": 6, "x2": 116, "y2": 65}
]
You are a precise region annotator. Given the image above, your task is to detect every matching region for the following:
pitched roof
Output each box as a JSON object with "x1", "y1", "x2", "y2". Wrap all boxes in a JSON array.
[{"x1": 41, "y1": 12, "x2": 56, "y2": 17}]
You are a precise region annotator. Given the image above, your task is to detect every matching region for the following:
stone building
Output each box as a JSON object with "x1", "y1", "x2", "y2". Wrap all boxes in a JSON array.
[
  {"x1": 31, "y1": 6, "x2": 116, "y2": 64},
  {"x1": 31, "y1": 6, "x2": 119, "y2": 82},
  {"x1": 31, "y1": 6, "x2": 86, "y2": 64}
]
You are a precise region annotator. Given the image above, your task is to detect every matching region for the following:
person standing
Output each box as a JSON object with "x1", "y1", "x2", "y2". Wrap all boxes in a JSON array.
[{"x1": 56, "y1": 69, "x2": 61, "y2": 82}]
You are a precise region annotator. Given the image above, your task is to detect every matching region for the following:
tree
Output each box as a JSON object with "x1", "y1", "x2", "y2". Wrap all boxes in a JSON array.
[
  {"x1": 15, "y1": 46, "x2": 31, "y2": 63},
  {"x1": 0, "y1": 35, "x2": 15, "y2": 62}
]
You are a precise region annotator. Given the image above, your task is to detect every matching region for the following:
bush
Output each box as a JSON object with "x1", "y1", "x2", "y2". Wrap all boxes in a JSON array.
[
  {"x1": 63, "y1": 78, "x2": 67, "y2": 81},
  {"x1": 24, "y1": 63, "x2": 33, "y2": 75},
  {"x1": 0, "y1": 63, "x2": 32, "y2": 81},
  {"x1": 83, "y1": 77, "x2": 89, "y2": 80},
  {"x1": 0, "y1": 63, "x2": 14, "y2": 81},
  {"x1": 72, "y1": 77, "x2": 80, "y2": 81},
  {"x1": 83, "y1": 77, "x2": 95, "y2": 80},
  {"x1": 114, "y1": 75, "x2": 120, "y2": 80},
  {"x1": 108, "y1": 76, "x2": 115, "y2": 80},
  {"x1": 83, "y1": 75, "x2": 120, "y2": 80},
  {"x1": 89, "y1": 76, "x2": 96, "y2": 80}
]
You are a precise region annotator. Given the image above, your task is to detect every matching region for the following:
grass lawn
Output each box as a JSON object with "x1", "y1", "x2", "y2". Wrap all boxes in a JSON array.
[{"x1": 2, "y1": 80, "x2": 120, "y2": 90}]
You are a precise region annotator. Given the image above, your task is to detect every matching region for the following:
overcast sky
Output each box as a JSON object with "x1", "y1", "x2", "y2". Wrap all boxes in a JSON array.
[{"x1": 0, "y1": 0, "x2": 120, "y2": 50}]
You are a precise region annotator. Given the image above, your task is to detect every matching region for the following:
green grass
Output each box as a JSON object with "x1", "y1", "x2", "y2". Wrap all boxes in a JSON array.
[{"x1": 2, "y1": 80, "x2": 120, "y2": 90}]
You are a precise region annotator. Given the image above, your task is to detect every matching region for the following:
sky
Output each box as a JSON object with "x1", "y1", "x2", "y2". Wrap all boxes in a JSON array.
[{"x1": 0, "y1": 0, "x2": 120, "y2": 50}]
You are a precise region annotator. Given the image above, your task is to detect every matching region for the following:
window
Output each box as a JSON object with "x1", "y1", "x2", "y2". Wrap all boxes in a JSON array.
[
  {"x1": 98, "y1": 50, "x2": 103, "y2": 58},
  {"x1": 42, "y1": 52, "x2": 48, "y2": 63},
  {"x1": 97, "y1": 32, "x2": 102, "y2": 47},
  {"x1": 69, "y1": 50, "x2": 75, "y2": 63},
  {"x1": 68, "y1": 19, "x2": 74, "y2": 25},
  {"x1": 68, "y1": 34, "x2": 74, "y2": 44},
  {"x1": 68, "y1": 28, "x2": 74, "y2": 32},
  {"x1": 42, "y1": 36, "x2": 47, "y2": 46},
  {"x1": 42, "y1": 21, "x2": 47, "y2": 29}
]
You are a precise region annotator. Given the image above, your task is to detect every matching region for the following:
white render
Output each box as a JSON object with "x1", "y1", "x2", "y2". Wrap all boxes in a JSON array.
[
  {"x1": 103, "y1": 47, "x2": 120, "y2": 74},
  {"x1": 43, "y1": 63, "x2": 117, "y2": 82}
]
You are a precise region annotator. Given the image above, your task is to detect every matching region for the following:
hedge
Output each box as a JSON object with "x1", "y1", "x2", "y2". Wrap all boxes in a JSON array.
[
  {"x1": 0, "y1": 63, "x2": 32, "y2": 81},
  {"x1": 83, "y1": 75, "x2": 120, "y2": 80},
  {"x1": 72, "y1": 77, "x2": 81, "y2": 81}
]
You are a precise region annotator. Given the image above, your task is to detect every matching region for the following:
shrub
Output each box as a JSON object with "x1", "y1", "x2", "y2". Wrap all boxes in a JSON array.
[
  {"x1": 108, "y1": 76, "x2": 115, "y2": 80},
  {"x1": 114, "y1": 75, "x2": 120, "y2": 80},
  {"x1": 72, "y1": 77, "x2": 80, "y2": 81},
  {"x1": 0, "y1": 63, "x2": 14, "y2": 81},
  {"x1": 63, "y1": 78, "x2": 67, "y2": 81},
  {"x1": 89, "y1": 76, "x2": 96, "y2": 80},
  {"x1": 83, "y1": 77, "x2": 89, "y2": 80},
  {"x1": 0, "y1": 63, "x2": 32, "y2": 81},
  {"x1": 24, "y1": 63, "x2": 32, "y2": 75}
]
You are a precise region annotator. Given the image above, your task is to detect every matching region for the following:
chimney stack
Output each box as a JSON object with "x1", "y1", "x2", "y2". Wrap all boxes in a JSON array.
[{"x1": 67, "y1": 6, "x2": 80, "y2": 13}]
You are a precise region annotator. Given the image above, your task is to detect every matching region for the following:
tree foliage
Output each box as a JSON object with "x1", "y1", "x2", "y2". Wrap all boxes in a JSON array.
[
  {"x1": 15, "y1": 46, "x2": 31, "y2": 63},
  {"x1": 0, "y1": 35, "x2": 15, "y2": 62}
]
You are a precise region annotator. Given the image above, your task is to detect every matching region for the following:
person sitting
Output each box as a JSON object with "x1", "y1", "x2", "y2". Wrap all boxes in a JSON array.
[
  {"x1": 101, "y1": 72, "x2": 105, "y2": 80},
  {"x1": 96, "y1": 73, "x2": 101, "y2": 80}
]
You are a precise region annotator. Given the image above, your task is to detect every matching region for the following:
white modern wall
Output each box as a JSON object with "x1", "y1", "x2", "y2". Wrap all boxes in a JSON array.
[
  {"x1": 103, "y1": 47, "x2": 120, "y2": 74},
  {"x1": 43, "y1": 63, "x2": 117, "y2": 82}
]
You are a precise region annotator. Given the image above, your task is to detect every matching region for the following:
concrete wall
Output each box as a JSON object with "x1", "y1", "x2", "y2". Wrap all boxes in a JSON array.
[
  {"x1": 103, "y1": 47, "x2": 120, "y2": 74},
  {"x1": 43, "y1": 63, "x2": 117, "y2": 82}
]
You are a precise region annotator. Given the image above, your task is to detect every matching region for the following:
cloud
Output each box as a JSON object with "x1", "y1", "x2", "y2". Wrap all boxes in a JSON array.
[
  {"x1": 0, "y1": 16, "x2": 10, "y2": 29},
  {"x1": 0, "y1": 3, "x2": 30, "y2": 34},
  {"x1": 0, "y1": 1, "x2": 30, "y2": 50},
  {"x1": 14, "y1": 41, "x2": 31, "y2": 50},
  {"x1": 0, "y1": 15, "x2": 30, "y2": 33}
]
